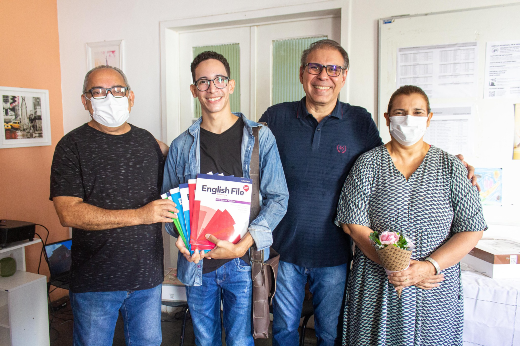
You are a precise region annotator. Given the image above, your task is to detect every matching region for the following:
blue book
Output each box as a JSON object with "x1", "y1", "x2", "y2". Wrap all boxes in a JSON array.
[{"x1": 169, "y1": 188, "x2": 191, "y2": 253}]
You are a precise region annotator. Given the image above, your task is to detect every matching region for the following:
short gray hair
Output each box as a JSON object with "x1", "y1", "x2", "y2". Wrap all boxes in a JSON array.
[
  {"x1": 82, "y1": 65, "x2": 131, "y2": 94},
  {"x1": 300, "y1": 39, "x2": 350, "y2": 70}
]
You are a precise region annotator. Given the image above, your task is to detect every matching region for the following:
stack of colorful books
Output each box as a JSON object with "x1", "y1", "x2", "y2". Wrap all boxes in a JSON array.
[{"x1": 162, "y1": 174, "x2": 253, "y2": 253}]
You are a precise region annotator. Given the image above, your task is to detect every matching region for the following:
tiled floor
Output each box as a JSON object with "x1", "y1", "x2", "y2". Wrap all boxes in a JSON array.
[{"x1": 49, "y1": 296, "x2": 317, "y2": 345}]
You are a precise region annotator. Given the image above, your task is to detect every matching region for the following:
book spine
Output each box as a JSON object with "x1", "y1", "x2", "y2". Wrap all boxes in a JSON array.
[
  {"x1": 162, "y1": 192, "x2": 189, "y2": 250},
  {"x1": 170, "y1": 188, "x2": 190, "y2": 252}
]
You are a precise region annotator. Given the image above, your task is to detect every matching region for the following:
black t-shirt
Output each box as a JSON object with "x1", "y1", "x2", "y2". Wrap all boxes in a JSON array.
[
  {"x1": 50, "y1": 124, "x2": 164, "y2": 293},
  {"x1": 200, "y1": 117, "x2": 248, "y2": 273}
]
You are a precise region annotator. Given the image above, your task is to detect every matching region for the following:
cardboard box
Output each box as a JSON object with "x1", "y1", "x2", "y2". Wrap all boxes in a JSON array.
[
  {"x1": 461, "y1": 239, "x2": 520, "y2": 279},
  {"x1": 162, "y1": 268, "x2": 187, "y2": 302}
]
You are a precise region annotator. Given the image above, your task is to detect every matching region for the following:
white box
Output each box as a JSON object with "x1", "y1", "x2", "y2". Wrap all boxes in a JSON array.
[
  {"x1": 161, "y1": 284, "x2": 186, "y2": 302},
  {"x1": 461, "y1": 239, "x2": 520, "y2": 279},
  {"x1": 161, "y1": 268, "x2": 187, "y2": 302}
]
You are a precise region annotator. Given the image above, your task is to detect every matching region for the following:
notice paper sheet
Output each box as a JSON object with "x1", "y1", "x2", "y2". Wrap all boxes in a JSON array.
[
  {"x1": 485, "y1": 41, "x2": 520, "y2": 99},
  {"x1": 424, "y1": 105, "x2": 473, "y2": 156},
  {"x1": 397, "y1": 42, "x2": 478, "y2": 98}
]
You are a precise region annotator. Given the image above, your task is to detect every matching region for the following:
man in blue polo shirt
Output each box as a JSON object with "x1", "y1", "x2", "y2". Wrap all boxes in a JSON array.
[{"x1": 260, "y1": 39, "x2": 379, "y2": 346}]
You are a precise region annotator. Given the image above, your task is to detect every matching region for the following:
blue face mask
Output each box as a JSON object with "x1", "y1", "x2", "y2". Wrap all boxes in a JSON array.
[{"x1": 87, "y1": 94, "x2": 130, "y2": 128}]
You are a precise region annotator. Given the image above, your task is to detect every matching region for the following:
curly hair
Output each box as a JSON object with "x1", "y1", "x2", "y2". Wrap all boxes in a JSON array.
[{"x1": 191, "y1": 51, "x2": 231, "y2": 83}]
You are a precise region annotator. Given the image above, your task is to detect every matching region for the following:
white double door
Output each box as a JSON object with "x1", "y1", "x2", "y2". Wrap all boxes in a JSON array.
[{"x1": 178, "y1": 16, "x2": 340, "y2": 130}]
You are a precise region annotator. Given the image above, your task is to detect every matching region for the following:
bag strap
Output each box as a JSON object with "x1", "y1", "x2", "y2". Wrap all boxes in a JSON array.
[
  {"x1": 249, "y1": 124, "x2": 262, "y2": 223},
  {"x1": 250, "y1": 124, "x2": 264, "y2": 261}
]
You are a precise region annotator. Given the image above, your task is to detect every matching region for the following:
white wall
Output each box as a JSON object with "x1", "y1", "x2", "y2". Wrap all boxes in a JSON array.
[{"x1": 57, "y1": 0, "x2": 519, "y2": 138}]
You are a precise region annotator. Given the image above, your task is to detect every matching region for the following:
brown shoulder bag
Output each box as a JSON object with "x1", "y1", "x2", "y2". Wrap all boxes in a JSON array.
[{"x1": 250, "y1": 124, "x2": 280, "y2": 339}]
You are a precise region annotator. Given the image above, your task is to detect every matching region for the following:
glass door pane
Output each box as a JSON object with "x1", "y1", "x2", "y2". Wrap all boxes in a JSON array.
[
  {"x1": 255, "y1": 17, "x2": 340, "y2": 119},
  {"x1": 179, "y1": 27, "x2": 250, "y2": 132},
  {"x1": 272, "y1": 36, "x2": 326, "y2": 105}
]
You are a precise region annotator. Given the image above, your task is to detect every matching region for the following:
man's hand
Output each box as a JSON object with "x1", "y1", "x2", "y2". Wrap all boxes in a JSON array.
[
  {"x1": 204, "y1": 233, "x2": 254, "y2": 260},
  {"x1": 175, "y1": 236, "x2": 205, "y2": 263},
  {"x1": 456, "y1": 154, "x2": 480, "y2": 192},
  {"x1": 137, "y1": 199, "x2": 178, "y2": 224}
]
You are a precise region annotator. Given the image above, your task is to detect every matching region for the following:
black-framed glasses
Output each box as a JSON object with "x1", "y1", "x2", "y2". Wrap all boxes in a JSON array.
[
  {"x1": 86, "y1": 87, "x2": 128, "y2": 99},
  {"x1": 194, "y1": 76, "x2": 229, "y2": 92},
  {"x1": 305, "y1": 63, "x2": 346, "y2": 77}
]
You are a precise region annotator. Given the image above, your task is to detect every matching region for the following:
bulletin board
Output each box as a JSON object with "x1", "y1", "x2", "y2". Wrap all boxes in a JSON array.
[{"x1": 378, "y1": 3, "x2": 520, "y2": 226}]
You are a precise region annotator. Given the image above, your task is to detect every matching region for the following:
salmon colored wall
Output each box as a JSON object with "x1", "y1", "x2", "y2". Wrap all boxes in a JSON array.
[{"x1": 0, "y1": 0, "x2": 68, "y2": 299}]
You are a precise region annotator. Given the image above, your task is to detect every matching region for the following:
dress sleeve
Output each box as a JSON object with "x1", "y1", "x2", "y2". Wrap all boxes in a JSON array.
[
  {"x1": 335, "y1": 151, "x2": 376, "y2": 227},
  {"x1": 449, "y1": 158, "x2": 488, "y2": 234}
]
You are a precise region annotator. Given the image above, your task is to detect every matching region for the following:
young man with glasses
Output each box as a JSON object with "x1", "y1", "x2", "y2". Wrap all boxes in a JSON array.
[
  {"x1": 162, "y1": 51, "x2": 288, "y2": 346},
  {"x1": 50, "y1": 65, "x2": 176, "y2": 345}
]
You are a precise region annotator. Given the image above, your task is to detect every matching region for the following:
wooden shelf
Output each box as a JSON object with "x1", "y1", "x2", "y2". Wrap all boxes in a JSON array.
[
  {"x1": 0, "y1": 271, "x2": 46, "y2": 291},
  {"x1": 0, "y1": 237, "x2": 49, "y2": 345},
  {"x1": 0, "y1": 240, "x2": 40, "y2": 255}
]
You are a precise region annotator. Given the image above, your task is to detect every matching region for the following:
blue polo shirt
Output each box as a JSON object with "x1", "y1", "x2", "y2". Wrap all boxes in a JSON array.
[{"x1": 259, "y1": 97, "x2": 382, "y2": 267}]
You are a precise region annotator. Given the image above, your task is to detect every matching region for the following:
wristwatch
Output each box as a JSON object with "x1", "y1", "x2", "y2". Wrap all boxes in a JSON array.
[{"x1": 424, "y1": 257, "x2": 441, "y2": 275}]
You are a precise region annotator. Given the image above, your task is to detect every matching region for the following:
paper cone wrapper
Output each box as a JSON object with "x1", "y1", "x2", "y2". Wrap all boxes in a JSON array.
[{"x1": 376, "y1": 245, "x2": 412, "y2": 298}]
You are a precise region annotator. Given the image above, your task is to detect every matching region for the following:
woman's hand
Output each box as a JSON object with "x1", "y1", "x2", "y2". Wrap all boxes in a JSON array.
[
  {"x1": 388, "y1": 260, "x2": 437, "y2": 291},
  {"x1": 415, "y1": 273, "x2": 445, "y2": 290}
]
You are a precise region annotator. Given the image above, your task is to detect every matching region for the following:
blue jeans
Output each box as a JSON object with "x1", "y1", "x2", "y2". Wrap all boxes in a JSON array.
[
  {"x1": 70, "y1": 284, "x2": 162, "y2": 346},
  {"x1": 186, "y1": 258, "x2": 254, "y2": 346},
  {"x1": 273, "y1": 261, "x2": 347, "y2": 346}
]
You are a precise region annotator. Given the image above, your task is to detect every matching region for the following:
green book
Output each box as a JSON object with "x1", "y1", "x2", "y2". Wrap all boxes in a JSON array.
[{"x1": 161, "y1": 193, "x2": 190, "y2": 250}]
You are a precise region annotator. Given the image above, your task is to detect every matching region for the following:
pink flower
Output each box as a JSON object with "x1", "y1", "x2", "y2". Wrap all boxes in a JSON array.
[{"x1": 379, "y1": 231, "x2": 399, "y2": 245}]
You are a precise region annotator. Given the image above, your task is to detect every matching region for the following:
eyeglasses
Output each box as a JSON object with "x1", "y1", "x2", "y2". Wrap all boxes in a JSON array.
[
  {"x1": 86, "y1": 87, "x2": 128, "y2": 99},
  {"x1": 305, "y1": 63, "x2": 346, "y2": 77},
  {"x1": 194, "y1": 76, "x2": 229, "y2": 92}
]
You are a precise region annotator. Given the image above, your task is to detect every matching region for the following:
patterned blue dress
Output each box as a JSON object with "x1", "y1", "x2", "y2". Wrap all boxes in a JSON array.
[{"x1": 335, "y1": 145, "x2": 487, "y2": 346}]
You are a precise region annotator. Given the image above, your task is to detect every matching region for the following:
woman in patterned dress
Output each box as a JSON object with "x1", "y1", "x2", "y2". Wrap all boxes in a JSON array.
[{"x1": 335, "y1": 85, "x2": 487, "y2": 346}]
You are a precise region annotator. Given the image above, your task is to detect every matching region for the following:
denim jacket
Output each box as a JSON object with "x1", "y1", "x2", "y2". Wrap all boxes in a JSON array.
[{"x1": 162, "y1": 113, "x2": 289, "y2": 286}]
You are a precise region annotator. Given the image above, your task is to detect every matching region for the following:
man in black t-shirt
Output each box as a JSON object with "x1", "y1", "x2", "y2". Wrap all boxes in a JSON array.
[{"x1": 50, "y1": 66, "x2": 176, "y2": 346}]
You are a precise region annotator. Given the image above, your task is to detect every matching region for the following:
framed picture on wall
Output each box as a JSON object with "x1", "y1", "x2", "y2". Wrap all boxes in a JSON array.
[
  {"x1": 1, "y1": 86, "x2": 52, "y2": 149},
  {"x1": 86, "y1": 40, "x2": 124, "y2": 70}
]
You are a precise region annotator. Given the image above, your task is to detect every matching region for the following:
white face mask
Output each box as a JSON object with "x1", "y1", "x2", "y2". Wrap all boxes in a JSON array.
[
  {"x1": 389, "y1": 115, "x2": 428, "y2": 146},
  {"x1": 87, "y1": 94, "x2": 130, "y2": 128}
]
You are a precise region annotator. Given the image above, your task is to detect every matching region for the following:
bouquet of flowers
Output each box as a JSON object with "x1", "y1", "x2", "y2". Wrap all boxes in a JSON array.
[{"x1": 369, "y1": 231, "x2": 414, "y2": 298}]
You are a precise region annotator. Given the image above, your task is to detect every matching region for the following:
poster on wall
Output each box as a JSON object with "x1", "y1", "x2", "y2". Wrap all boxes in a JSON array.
[
  {"x1": 484, "y1": 41, "x2": 520, "y2": 99},
  {"x1": 475, "y1": 168, "x2": 503, "y2": 206},
  {"x1": 396, "y1": 42, "x2": 478, "y2": 99},
  {"x1": 86, "y1": 40, "x2": 124, "y2": 70},
  {"x1": 1, "y1": 86, "x2": 51, "y2": 149}
]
